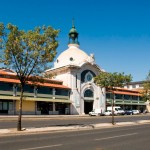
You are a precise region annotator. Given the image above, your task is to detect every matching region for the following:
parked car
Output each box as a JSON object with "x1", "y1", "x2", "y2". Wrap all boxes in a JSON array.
[
  {"x1": 107, "y1": 106, "x2": 125, "y2": 115},
  {"x1": 132, "y1": 110, "x2": 140, "y2": 115},
  {"x1": 104, "y1": 110, "x2": 112, "y2": 116},
  {"x1": 89, "y1": 108, "x2": 103, "y2": 116},
  {"x1": 124, "y1": 110, "x2": 133, "y2": 115}
]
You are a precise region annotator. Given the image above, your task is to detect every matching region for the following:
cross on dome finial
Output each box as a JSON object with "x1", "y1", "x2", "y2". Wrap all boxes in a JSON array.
[{"x1": 72, "y1": 18, "x2": 75, "y2": 28}]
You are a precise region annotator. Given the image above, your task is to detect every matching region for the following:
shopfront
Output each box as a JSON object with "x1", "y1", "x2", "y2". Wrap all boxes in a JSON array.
[{"x1": 0, "y1": 100, "x2": 14, "y2": 114}]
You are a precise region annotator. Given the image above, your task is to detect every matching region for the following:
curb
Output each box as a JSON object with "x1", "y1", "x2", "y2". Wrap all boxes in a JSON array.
[
  {"x1": 0, "y1": 115, "x2": 89, "y2": 121},
  {"x1": 1, "y1": 120, "x2": 150, "y2": 136}
]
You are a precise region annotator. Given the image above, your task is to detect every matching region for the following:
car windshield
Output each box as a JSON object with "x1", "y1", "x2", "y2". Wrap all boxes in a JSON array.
[{"x1": 117, "y1": 108, "x2": 123, "y2": 110}]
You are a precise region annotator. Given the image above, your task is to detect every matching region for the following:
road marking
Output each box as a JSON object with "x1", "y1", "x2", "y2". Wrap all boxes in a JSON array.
[
  {"x1": 19, "y1": 144, "x2": 62, "y2": 150},
  {"x1": 95, "y1": 133, "x2": 137, "y2": 141}
]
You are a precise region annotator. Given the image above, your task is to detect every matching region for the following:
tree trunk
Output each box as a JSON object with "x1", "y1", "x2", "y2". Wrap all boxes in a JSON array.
[
  {"x1": 17, "y1": 85, "x2": 24, "y2": 131},
  {"x1": 111, "y1": 91, "x2": 115, "y2": 125}
]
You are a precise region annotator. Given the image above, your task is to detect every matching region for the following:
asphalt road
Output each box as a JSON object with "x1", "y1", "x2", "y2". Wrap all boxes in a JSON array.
[
  {"x1": 0, "y1": 124, "x2": 150, "y2": 150},
  {"x1": 0, "y1": 114, "x2": 150, "y2": 129}
]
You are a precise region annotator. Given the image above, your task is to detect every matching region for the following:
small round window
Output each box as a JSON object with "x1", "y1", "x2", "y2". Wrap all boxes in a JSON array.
[
  {"x1": 70, "y1": 57, "x2": 73, "y2": 61},
  {"x1": 87, "y1": 74, "x2": 92, "y2": 81}
]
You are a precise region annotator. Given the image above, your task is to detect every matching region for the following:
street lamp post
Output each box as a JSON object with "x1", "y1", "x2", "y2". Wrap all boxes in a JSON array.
[{"x1": 111, "y1": 91, "x2": 115, "y2": 125}]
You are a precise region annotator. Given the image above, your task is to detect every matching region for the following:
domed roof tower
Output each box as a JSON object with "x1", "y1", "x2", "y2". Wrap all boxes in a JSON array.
[{"x1": 54, "y1": 21, "x2": 95, "y2": 68}]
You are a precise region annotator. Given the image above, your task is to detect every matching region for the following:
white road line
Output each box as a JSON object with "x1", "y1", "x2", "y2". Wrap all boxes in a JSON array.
[
  {"x1": 19, "y1": 144, "x2": 62, "y2": 150},
  {"x1": 95, "y1": 133, "x2": 137, "y2": 141}
]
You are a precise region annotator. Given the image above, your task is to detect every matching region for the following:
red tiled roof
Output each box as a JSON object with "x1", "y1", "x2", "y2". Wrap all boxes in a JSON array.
[
  {"x1": 0, "y1": 69, "x2": 68, "y2": 88},
  {"x1": 112, "y1": 87, "x2": 139, "y2": 93},
  {"x1": 107, "y1": 87, "x2": 140, "y2": 93},
  {"x1": 0, "y1": 78, "x2": 70, "y2": 89},
  {"x1": 113, "y1": 91, "x2": 141, "y2": 96},
  {"x1": 107, "y1": 87, "x2": 141, "y2": 96},
  {"x1": 0, "y1": 78, "x2": 20, "y2": 83},
  {"x1": 27, "y1": 81, "x2": 70, "y2": 89},
  {"x1": 0, "y1": 70, "x2": 16, "y2": 76}
]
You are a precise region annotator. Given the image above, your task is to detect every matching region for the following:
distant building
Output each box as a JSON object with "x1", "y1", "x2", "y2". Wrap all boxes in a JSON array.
[
  {"x1": 106, "y1": 87, "x2": 146, "y2": 112},
  {"x1": 124, "y1": 81, "x2": 144, "y2": 90},
  {"x1": 124, "y1": 81, "x2": 150, "y2": 112}
]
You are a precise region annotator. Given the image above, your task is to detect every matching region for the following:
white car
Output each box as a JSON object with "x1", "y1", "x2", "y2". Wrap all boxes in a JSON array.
[
  {"x1": 89, "y1": 108, "x2": 103, "y2": 116},
  {"x1": 132, "y1": 110, "x2": 140, "y2": 115},
  {"x1": 107, "y1": 106, "x2": 125, "y2": 115},
  {"x1": 104, "y1": 110, "x2": 112, "y2": 116}
]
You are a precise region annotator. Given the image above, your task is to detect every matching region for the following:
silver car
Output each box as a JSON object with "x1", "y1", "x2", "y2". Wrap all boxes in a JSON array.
[
  {"x1": 104, "y1": 110, "x2": 112, "y2": 116},
  {"x1": 132, "y1": 110, "x2": 140, "y2": 115}
]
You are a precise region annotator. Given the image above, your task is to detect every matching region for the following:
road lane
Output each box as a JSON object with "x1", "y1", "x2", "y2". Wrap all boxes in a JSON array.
[
  {"x1": 0, "y1": 124, "x2": 150, "y2": 150},
  {"x1": 19, "y1": 144, "x2": 62, "y2": 150},
  {"x1": 95, "y1": 132, "x2": 138, "y2": 141},
  {"x1": 0, "y1": 114, "x2": 150, "y2": 129}
]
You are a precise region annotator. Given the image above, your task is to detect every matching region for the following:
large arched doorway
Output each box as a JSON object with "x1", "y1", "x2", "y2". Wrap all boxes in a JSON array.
[{"x1": 84, "y1": 89, "x2": 94, "y2": 114}]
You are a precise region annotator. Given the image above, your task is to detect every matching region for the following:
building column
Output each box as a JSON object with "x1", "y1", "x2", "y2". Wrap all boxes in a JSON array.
[
  {"x1": 13, "y1": 84, "x2": 17, "y2": 96},
  {"x1": 35, "y1": 101, "x2": 41, "y2": 115},
  {"x1": 53, "y1": 102, "x2": 56, "y2": 111},
  {"x1": 14, "y1": 100, "x2": 16, "y2": 115},
  {"x1": 34, "y1": 86, "x2": 37, "y2": 98},
  {"x1": 81, "y1": 97, "x2": 85, "y2": 115},
  {"x1": 35, "y1": 101, "x2": 37, "y2": 114},
  {"x1": 52, "y1": 88, "x2": 56, "y2": 96}
]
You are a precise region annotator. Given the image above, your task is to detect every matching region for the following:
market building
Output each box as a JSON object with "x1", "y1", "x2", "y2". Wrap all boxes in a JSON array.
[
  {"x1": 0, "y1": 23, "x2": 147, "y2": 115},
  {"x1": 0, "y1": 68, "x2": 71, "y2": 115},
  {"x1": 45, "y1": 23, "x2": 105, "y2": 115}
]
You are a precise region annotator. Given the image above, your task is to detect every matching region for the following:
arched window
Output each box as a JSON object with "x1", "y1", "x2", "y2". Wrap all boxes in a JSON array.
[{"x1": 84, "y1": 89, "x2": 93, "y2": 98}]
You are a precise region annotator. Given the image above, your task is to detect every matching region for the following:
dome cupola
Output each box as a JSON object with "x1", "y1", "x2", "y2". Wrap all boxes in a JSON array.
[{"x1": 68, "y1": 19, "x2": 79, "y2": 45}]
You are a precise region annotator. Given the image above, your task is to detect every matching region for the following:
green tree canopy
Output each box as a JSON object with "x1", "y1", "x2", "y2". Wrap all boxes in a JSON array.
[
  {"x1": 94, "y1": 71, "x2": 132, "y2": 89},
  {"x1": 0, "y1": 23, "x2": 59, "y2": 82},
  {"x1": 0, "y1": 23, "x2": 59, "y2": 131}
]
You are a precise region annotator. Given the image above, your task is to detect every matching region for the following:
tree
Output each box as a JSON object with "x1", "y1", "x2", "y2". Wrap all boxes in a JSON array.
[
  {"x1": 94, "y1": 71, "x2": 132, "y2": 125},
  {"x1": 142, "y1": 71, "x2": 150, "y2": 102},
  {"x1": 0, "y1": 23, "x2": 59, "y2": 131}
]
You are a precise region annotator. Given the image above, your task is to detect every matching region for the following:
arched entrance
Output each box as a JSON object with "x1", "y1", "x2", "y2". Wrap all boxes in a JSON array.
[{"x1": 84, "y1": 89, "x2": 94, "y2": 114}]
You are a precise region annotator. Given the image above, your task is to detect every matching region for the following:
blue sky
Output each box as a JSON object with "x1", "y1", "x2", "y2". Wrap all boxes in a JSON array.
[{"x1": 0, "y1": 0, "x2": 150, "y2": 81}]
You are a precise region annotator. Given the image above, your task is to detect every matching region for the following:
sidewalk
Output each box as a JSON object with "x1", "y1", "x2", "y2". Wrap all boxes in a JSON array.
[
  {"x1": 0, "y1": 114, "x2": 89, "y2": 119},
  {"x1": 1, "y1": 119, "x2": 150, "y2": 136},
  {"x1": 0, "y1": 113, "x2": 149, "y2": 118}
]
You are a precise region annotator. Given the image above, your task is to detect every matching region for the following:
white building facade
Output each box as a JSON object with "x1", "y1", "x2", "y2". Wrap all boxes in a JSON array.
[{"x1": 45, "y1": 24, "x2": 105, "y2": 115}]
